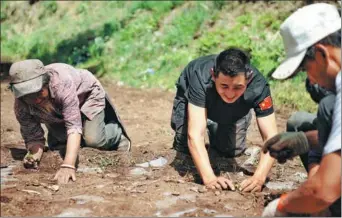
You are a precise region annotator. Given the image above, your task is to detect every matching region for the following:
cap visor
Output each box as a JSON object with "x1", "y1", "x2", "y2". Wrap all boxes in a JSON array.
[
  {"x1": 12, "y1": 76, "x2": 43, "y2": 98},
  {"x1": 272, "y1": 50, "x2": 306, "y2": 80}
]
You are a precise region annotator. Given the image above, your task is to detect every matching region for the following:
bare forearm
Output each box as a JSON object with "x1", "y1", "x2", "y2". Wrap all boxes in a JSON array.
[
  {"x1": 63, "y1": 133, "x2": 81, "y2": 166},
  {"x1": 254, "y1": 151, "x2": 275, "y2": 179},
  {"x1": 282, "y1": 179, "x2": 331, "y2": 213},
  {"x1": 282, "y1": 152, "x2": 341, "y2": 214},
  {"x1": 305, "y1": 130, "x2": 319, "y2": 150},
  {"x1": 308, "y1": 163, "x2": 320, "y2": 178},
  {"x1": 188, "y1": 137, "x2": 215, "y2": 183}
]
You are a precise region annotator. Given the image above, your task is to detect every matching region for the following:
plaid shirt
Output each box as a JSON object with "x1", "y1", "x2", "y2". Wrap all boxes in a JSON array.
[{"x1": 14, "y1": 63, "x2": 106, "y2": 148}]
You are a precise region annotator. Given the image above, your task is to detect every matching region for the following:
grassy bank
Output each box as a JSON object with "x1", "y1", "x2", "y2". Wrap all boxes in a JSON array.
[{"x1": 1, "y1": 1, "x2": 317, "y2": 112}]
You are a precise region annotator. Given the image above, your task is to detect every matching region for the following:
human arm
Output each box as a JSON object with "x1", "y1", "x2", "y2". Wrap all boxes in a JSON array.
[
  {"x1": 53, "y1": 133, "x2": 80, "y2": 183},
  {"x1": 241, "y1": 112, "x2": 277, "y2": 192},
  {"x1": 263, "y1": 151, "x2": 341, "y2": 215},
  {"x1": 262, "y1": 130, "x2": 320, "y2": 162},
  {"x1": 187, "y1": 103, "x2": 234, "y2": 190},
  {"x1": 52, "y1": 76, "x2": 83, "y2": 184},
  {"x1": 14, "y1": 99, "x2": 45, "y2": 150}
]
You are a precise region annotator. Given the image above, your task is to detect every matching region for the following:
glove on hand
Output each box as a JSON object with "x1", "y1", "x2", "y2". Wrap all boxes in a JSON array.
[
  {"x1": 263, "y1": 132, "x2": 309, "y2": 163},
  {"x1": 262, "y1": 198, "x2": 288, "y2": 217}
]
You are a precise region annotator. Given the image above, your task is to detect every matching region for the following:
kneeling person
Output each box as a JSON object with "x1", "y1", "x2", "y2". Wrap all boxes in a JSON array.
[
  {"x1": 9, "y1": 59, "x2": 131, "y2": 184},
  {"x1": 171, "y1": 48, "x2": 278, "y2": 192}
]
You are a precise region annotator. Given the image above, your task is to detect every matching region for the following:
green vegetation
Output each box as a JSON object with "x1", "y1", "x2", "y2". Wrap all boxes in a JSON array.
[{"x1": 1, "y1": 1, "x2": 317, "y2": 112}]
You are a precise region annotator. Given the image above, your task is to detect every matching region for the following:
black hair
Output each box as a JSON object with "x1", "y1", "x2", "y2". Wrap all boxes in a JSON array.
[
  {"x1": 41, "y1": 72, "x2": 50, "y2": 86},
  {"x1": 299, "y1": 29, "x2": 341, "y2": 69},
  {"x1": 214, "y1": 48, "x2": 252, "y2": 78}
]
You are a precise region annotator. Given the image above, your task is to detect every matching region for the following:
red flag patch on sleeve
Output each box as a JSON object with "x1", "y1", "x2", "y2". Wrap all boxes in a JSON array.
[{"x1": 259, "y1": 96, "x2": 273, "y2": 111}]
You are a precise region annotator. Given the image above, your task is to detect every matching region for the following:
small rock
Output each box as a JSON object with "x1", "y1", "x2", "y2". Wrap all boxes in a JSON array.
[
  {"x1": 71, "y1": 195, "x2": 105, "y2": 205},
  {"x1": 129, "y1": 168, "x2": 149, "y2": 176},
  {"x1": 266, "y1": 181, "x2": 295, "y2": 191},
  {"x1": 167, "y1": 208, "x2": 198, "y2": 217},
  {"x1": 215, "y1": 191, "x2": 221, "y2": 196},
  {"x1": 203, "y1": 208, "x2": 217, "y2": 214},
  {"x1": 163, "y1": 192, "x2": 172, "y2": 196},
  {"x1": 244, "y1": 146, "x2": 260, "y2": 156},
  {"x1": 136, "y1": 157, "x2": 168, "y2": 168},
  {"x1": 130, "y1": 189, "x2": 147, "y2": 193},
  {"x1": 56, "y1": 208, "x2": 92, "y2": 217},
  {"x1": 224, "y1": 204, "x2": 234, "y2": 211},
  {"x1": 135, "y1": 162, "x2": 149, "y2": 168},
  {"x1": 22, "y1": 189, "x2": 41, "y2": 195},
  {"x1": 48, "y1": 185, "x2": 59, "y2": 192},
  {"x1": 172, "y1": 192, "x2": 180, "y2": 196},
  {"x1": 149, "y1": 157, "x2": 167, "y2": 167},
  {"x1": 39, "y1": 182, "x2": 48, "y2": 187},
  {"x1": 106, "y1": 173, "x2": 120, "y2": 179},
  {"x1": 190, "y1": 187, "x2": 199, "y2": 193},
  {"x1": 77, "y1": 167, "x2": 103, "y2": 174},
  {"x1": 215, "y1": 214, "x2": 233, "y2": 217},
  {"x1": 293, "y1": 172, "x2": 307, "y2": 183},
  {"x1": 198, "y1": 187, "x2": 207, "y2": 193},
  {"x1": 237, "y1": 172, "x2": 244, "y2": 177},
  {"x1": 177, "y1": 179, "x2": 185, "y2": 184}
]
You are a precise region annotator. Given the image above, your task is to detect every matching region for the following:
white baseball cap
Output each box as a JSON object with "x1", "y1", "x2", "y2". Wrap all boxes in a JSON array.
[{"x1": 272, "y1": 3, "x2": 341, "y2": 80}]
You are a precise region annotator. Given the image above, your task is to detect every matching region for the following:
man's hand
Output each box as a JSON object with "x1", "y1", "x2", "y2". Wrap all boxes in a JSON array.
[
  {"x1": 240, "y1": 175, "x2": 265, "y2": 192},
  {"x1": 263, "y1": 132, "x2": 309, "y2": 163},
  {"x1": 262, "y1": 198, "x2": 288, "y2": 217},
  {"x1": 204, "y1": 176, "x2": 235, "y2": 191},
  {"x1": 53, "y1": 167, "x2": 76, "y2": 184}
]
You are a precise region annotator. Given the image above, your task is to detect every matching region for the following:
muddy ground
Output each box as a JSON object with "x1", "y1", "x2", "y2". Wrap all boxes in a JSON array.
[{"x1": 0, "y1": 78, "x2": 307, "y2": 217}]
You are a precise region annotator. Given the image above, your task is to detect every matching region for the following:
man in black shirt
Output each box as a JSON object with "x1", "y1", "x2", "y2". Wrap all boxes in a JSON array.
[{"x1": 171, "y1": 48, "x2": 278, "y2": 192}]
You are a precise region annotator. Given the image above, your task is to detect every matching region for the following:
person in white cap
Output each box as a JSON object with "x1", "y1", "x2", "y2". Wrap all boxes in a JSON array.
[{"x1": 262, "y1": 3, "x2": 341, "y2": 216}]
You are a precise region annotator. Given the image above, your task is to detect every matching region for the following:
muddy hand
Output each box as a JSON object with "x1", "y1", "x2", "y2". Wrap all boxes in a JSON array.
[
  {"x1": 23, "y1": 146, "x2": 44, "y2": 169},
  {"x1": 205, "y1": 176, "x2": 235, "y2": 191},
  {"x1": 240, "y1": 175, "x2": 264, "y2": 192},
  {"x1": 54, "y1": 167, "x2": 76, "y2": 184}
]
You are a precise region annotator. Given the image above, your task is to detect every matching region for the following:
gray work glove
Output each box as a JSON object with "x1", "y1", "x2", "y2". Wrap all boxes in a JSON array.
[{"x1": 262, "y1": 132, "x2": 309, "y2": 163}]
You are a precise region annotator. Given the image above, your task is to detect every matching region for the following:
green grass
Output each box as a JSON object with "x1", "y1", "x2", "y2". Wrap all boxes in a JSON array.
[{"x1": 1, "y1": 1, "x2": 317, "y2": 112}]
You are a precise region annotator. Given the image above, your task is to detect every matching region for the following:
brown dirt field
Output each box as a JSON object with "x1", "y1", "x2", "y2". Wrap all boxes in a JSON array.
[{"x1": 1, "y1": 78, "x2": 307, "y2": 217}]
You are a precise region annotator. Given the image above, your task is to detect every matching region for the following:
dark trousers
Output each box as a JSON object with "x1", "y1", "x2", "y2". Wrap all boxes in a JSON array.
[
  {"x1": 46, "y1": 110, "x2": 122, "y2": 150},
  {"x1": 286, "y1": 94, "x2": 340, "y2": 216},
  {"x1": 170, "y1": 90, "x2": 252, "y2": 158}
]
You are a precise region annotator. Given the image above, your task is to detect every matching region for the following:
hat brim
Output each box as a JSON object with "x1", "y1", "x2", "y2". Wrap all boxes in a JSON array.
[
  {"x1": 12, "y1": 75, "x2": 43, "y2": 98},
  {"x1": 272, "y1": 50, "x2": 306, "y2": 80}
]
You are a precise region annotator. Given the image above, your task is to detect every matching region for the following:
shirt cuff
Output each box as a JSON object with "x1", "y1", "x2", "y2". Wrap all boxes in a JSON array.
[
  {"x1": 67, "y1": 127, "x2": 83, "y2": 135},
  {"x1": 308, "y1": 150, "x2": 322, "y2": 165},
  {"x1": 26, "y1": 141, "x2": 45, "y2": 150}
]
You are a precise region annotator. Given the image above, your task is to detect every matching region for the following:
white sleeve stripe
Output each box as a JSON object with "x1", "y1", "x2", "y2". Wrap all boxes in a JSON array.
[{"x1": 323, "y1": 72, "x2": 341, "y2": 155}]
